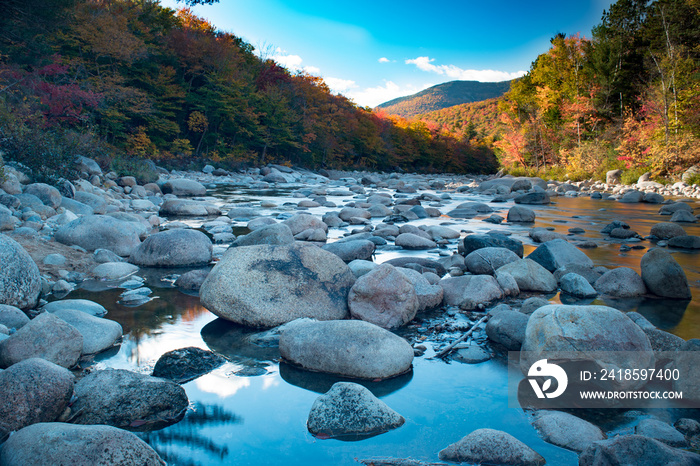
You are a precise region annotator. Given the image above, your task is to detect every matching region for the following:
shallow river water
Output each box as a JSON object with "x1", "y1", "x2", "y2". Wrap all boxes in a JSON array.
[{"x1": 63, "y1": 182, "x2": 700, "y2": 465}]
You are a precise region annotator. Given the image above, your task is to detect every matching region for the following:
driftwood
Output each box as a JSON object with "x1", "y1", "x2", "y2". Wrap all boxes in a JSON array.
[{"x1": 430, "y1": 314, "x2": 489, "y2": 359}]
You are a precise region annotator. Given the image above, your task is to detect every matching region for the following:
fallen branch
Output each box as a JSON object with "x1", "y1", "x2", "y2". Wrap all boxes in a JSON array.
[{"x1": 431, "y1": 314, "x2": 489, "y2": 359}]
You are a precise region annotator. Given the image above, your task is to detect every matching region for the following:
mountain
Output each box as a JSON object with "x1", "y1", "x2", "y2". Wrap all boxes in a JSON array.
[
  {"x1": 417, "y1": 97, "x2": 503, "y2": 143},
  {"x1": 376, "y1": 80, "x2": 512, "y2": 118}
]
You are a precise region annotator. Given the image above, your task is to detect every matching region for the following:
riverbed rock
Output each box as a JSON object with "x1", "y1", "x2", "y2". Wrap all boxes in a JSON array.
[
  {"x1": 52, "y1": 309, "x2": 122, "y2": 355},
  {"x1": 496, "y1": 259, "x2": 557, "y2": 292},
  {"x1": 659, "y1": 202, "x2": 693, "y2": 215},
  {"x1": 159, "y1": 199, "x2": 221, "y2": 216},
  {"x1": 486, "y1": 310, "x2": 528, "y2": 350},
  {"x1": 650, "y1": 222, "x2": 687, "y2": 239},
  {"x1": 200, "y1": 243, "x2": 355, "y2": 328},
  {"x1": 460, "y1": 233, "x2": 524, "y2": 257},
  {"x1": 635, "y1": 418, "x2": 687, "y2": 447},
  {"x1": 0, "y1": 358, "x2": 74, "y2": 433},
  {"x1": 0, "y1": 312, "x2": 83, "y2": 369},
  {"x1": 438, "y1": 428, "x2": 545, "y2": 465},
  {"x1": 282, "y1": 213, "x2": 328, "y2": 236},
  {"x1": 465, "y1": 247, "x2": 520, "y2": 275},
  {"x1": 70, "y1": 369, "x2": 188, "y2": 430},
  {"x1": 73, "y1": 191, "x2": 107, "y2": 214},
  {"x1": 42, "y1": 299, "x2": 108, "y2": 317},
  {"x1": 0, "y1": 423, "x2": 165, "y2": 465},
  {"x1": 233, "y1": 223, "x2": 294, "y2": 247},
  {"x1": 619, "y1": 190, "x2": 644, "y2": 203},
  {"x1": 348, "y1": 264, "x2": 418, "y2": 329},
  {"x1": 307, "y1": 382, "x2": 405, "y2": 438},
  {"x1": 322, "y1": 239, "x2": 375, "y2": 262},
  {"x1": 521, "y1": 305, "x2": 654, "y2": 390},
  {"x1": 527, "y1": 238, "x2": 593, "y2": 272},
  {"x1": 670, "y1": 210, "x2": 698, "y2": 223},
  {"x1": 92, "y1": 262, "x2": 139, "y2": 281},
  {"x1": 579, "y1": 435, "x2": 700, "y2": 466},
  {"x1": 440, "y1": 274, "x2": 505, "y2": 310},
  {"x1": 668, "y1": 235, "x2": 700, "y2": 249},
  {"x1": 152, "y1": 346, "x2": 226, "y2": 384},
  {"x1": 397, "y1": 267, "x2": 443, "y2": 311},
  {"x1": 594, "y1": 267, "x2": 647, "y2": 297},
  {"x1": 532, "y1": 410, "x2": 606, "y2": 453},
  {"x1": 129, "y1": 229, "x2": 212, "y2": 267},
  {"x1": 395, "y1": 233, "x2": 437, "y2": 250},
  {"x1": 640, "y1": 248, "x2": 691, "y2": 299},
  {"x1": 507, "y1": 205, "x2": 536, "y2": 223},
  {"x1": 514, "y1": 192, "x2": 550, "y2": 205},
  {"x1": 174, "y1": 269, "x2": 210, "y2": 291},
  {"x1": 279, "y1": 319, "x2": 413, "y2": 380},
  {"x1": 0, "y1": 304, "x2": 29, "y2": 330},
  {"x1": 55, "y1": 215, "x2": 142, "y2": 256},
  {"x1": 0, "y1": 234, "x2": 41, "y2": 310},
  {"x1": 24, "y1": 183, "x2": 62, "y2": 209},
  {"x1": 607, "y1": 169, "x2": 623, "y2": 184},
  {"x1": 560, "y1": 272, "x2": 598, "y2": 298},
  {"x1": 160, "y1": 179, "x2": 206, "y2": 196}
]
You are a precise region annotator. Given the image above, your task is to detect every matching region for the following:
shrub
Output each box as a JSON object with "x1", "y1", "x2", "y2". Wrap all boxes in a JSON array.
[
  {"x1": 110, "y1": 155, "x2": 159, "y2": 184},
  {"x1": 621, "y1": 167, "x2": 648, "y2": 185}
]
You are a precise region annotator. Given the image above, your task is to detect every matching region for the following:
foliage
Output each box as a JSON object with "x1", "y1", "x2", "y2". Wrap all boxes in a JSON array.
[
  {"x1": 110, "y1": 155, "x2": 159, "y2": 184},
  {"x1": 0, "y1": 0, "x2": 496, "y2": 176}
]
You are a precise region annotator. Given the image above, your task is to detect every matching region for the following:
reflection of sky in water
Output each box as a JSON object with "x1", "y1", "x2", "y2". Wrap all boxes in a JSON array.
[{"x1": 81, "y1": 183, "x2": 699, "y2": 465}]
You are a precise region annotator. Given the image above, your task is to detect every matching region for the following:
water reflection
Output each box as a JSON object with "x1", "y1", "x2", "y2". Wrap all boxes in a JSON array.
[{"x1": 201, "y1": 318, "x2": 280, "y2": 367}]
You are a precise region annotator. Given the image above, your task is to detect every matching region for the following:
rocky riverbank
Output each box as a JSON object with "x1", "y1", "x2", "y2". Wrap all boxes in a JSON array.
[{"x1": 1, "y1": 158, "x2": 699, "y2": 464}]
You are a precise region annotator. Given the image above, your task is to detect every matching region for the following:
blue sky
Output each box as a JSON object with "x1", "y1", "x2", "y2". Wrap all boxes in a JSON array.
[{"x1": 161, "y1": 0, "x2": 613, "y2": 107}]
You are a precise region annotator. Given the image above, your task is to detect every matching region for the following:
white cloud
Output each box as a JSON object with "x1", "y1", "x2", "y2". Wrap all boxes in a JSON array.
[
  {"x1": 378, "y1": 57, "x2": 390, "y2": 63},
  {"x1": 406, "y1": 56, "x2": 526, "y2": 82},
  {"x1": 271, "y1": 48, "x2": 320, "y2": 75},
  {"x1": 345, "y1": 81, "x2": 435, "y2": 108},
  {"x1": 324, "y1": 77, "x2": 358, "y2": 93}
]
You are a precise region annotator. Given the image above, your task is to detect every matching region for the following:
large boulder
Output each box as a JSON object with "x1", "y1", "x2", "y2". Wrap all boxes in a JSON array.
[
  {"x1": 322, "y1": 239, "x2": 375, "y2": 262},
  {"x1": 397, "y1": 267, "x2": 443, "y2": 311},
  {"x1": 560, "y1": 272, "x2": 598, "y2": 298},
  {"x1": 348, "y1": 264, "x2": 418, "y2": 329},
  {"x1": 641, "y1": 248, "x2": 691, "y2": 299},
  {"x1": 532, "y1": 410, "x2": 606, "y2": 452},
  {"x1": 282, "y1": 213, "x2": 328, "y2": 236},
  {"x1": 594, "y1": 267, "x2": 647, "y2": 298},
  {"x1": 0, "y1": 422, "x2": 165, "y2": 465},
  {"x1": 439, "y1": 428, "x2": 545, "y2": 465},
  {"x1": 0, "y1": 358, "x2": 74, "y2": 433},
  {"x1": 160, "y1": 178, "x2": 206, "y2": 196},
  {"x1": 232, "y1": 223, "x2": 294, "y2": 247},
  {"x1": 24, "y1": 183, "x2": 62, "y2": 209},
  {"x1": 42, "y1": 299, "x2": 108, "y2": 317},
  {"x1": 440, "y1": 275, "x2": 504, "y2": 310},
  {"x1": 0, "y1": 304, "x2": 29, "y2": 330},
  {"x1": 307, "y1": 382, "x2": 404, "y2": 438},
  {"x1": 514, "y1": 192, "x2": 550, "y2": 205},
  {"x1": 460, "y1": 233, "x2": 524, "y2": 257},
  {"x1": 74, "y1": 191, "x2": 108, "y2": 215},
  {"x1": 52, "y1": 309, "x2": 122, "y2": 355},
  {"x1": 486, "y1": 310, "x2": 529, "y2": 350},
  {"x1": 200, "y1": 243, "x2": 355, "y2": 328},
  {"x1": 0, "y1": 234, "x2": 41, "y2": 310},
  {"x1": 279, "y1": 319, "x2": 413, "y2": 380},
  {"x1": 527, "y1": 238, "x2": 593, "y2": 272},
  {"x1": 507, "y1": 205, "x2": 536, "y2": 223},
  {"x1": 70, "y1": 369, "x2": 188, "y2": 430},
  {"x1": 522, "y1": 305, "x2": 654, "y2": 390},
  {"x1": 0, "y1": 312, "x2": 83, "y2": 369},
  {"x1": 55, "y1": 215, "x2": 142, "y2": 256},
  {"x1": 465, "y1": 247, "x2": 520, "y2": 275},
  {"x1": 650, "y1": 222, "x2": 687, "y2": 239},
  {"x1": 635, "y1": 419, "x2": 687, "y2": 447},
  {"x1": 152, "y1": 346, "x2": 226, "y2": 384},
  {"x1": 159, "y1": 199, "x2": 221, "y2": 216},
  {"x1": 394, "y1": 233, "x2": 437, "y2": 250},
  {"x1": 129, "y1": 229, "x2": 212, "y2": 267},
  {"x1": 579, "y1": 435, "x2": 700, "y2": 466},
  {"x1": 92, "y1": 262, "x2": 139, "y2": 281},
  {"x1": 496, "y1": 259, "x2": 557, "y2": 292}
]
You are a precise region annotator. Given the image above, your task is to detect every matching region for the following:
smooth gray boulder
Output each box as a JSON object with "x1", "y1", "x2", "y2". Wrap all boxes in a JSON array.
[
  {"x1": 77, "y1": 156, "x2": 103, "y2": 176},
  {"x1": 650, "y1": 222, "x2": 687, "y2": 239},
  {"x1": 619, "y1": 190, "x2": 644, "y2": 203},
  {"x1": 395, "y1": 233, "x2": 437, "y2": 250},
  {"x1": 579, "y1": 435, "x2": 700, "y2": 466},
  {"x1": 0, "y1": 422, "x2": 165, "y2": 465},
  {"x1": 152, "y1": 346, "x2": 226, "y2": 384},
  {"x1": 465, "y1": 247, "x2": 520, "y2": 275},
  {"x1": 200, "y1": 243, "x2": 355, "y2": 328},
  {"x1": 522, "y1": 305, "x2": 654, "y2": 390},
  {"x1": 52, "y1": 309, "x2": 122, "y2": 355},
  {"x1": 129, "y1": 229, "x2": 212, "y2": 267},
  {"x1": 453, "y1": 345, "x2": 491, "y2": 364},
  {"x1": 0, "y1": 234, "x2": 41, "y2": 310},
  {"x1": 659, "y1": 202, "x2": 693, "y2": 215},
  {"x1": 514, "y1": 192, "x2": 550, "y2": 205},
  {"x1": 322, "y1": 239, "x2": 375, "y2": 262},
  {"x1": 527, "y1": 238, "x2": 593, "y2": 272},
  {"x1": 641, "y1": 248, "x2": 691, "y2": 299},
  {"x1": 486, "y1": 310, "x2": 529, "y2": 350},
  {"x1": 24, "y1": 183, "x2": 62, "y2": 209},
  {"x1": 159, "y1": 199, "x2": 221, "y2": 216},
  {"x1": 92, "y1": 262, "x2": 139, "y2": 281},
  {"x1": 668, "y1": 235, "x2": 700, "y2": 249},
  {"x1": 439, "y1": 428, "x2": 545, "y2": 465},
  {"x1": 507, "y1": 205, "x2": 536, "y2": 222},
  {"x1": 460, "y1": 233, "x2": 524, "y2": 257},
  {"x1": 282, "y1": 213, "x2": 328, "y2": 235},
  {"x1": 348, "y1": 264, "x2": 418, "y2": 329},
  {"x1": 0, "y1": 358, "x2": 74, "y2": 433},
  {"x1": 440, "y1": 274, "x2": 504, "y2": 310},
  {"x1": 560, "y1": 272, "x2": 598, "y2": 298},
  {"x1": 635, "y1": 418, "x2": 687, "y2": 447},
  {"x1": 70, "y1": 369, "x2": 188, "y2": 430},
  {"x1": 232, "y1": 223, "x2": 294, "y2": 247},
  {"x1": 606, "y1": 169, "x2": 623, "y2": 184},
  {"x1": 671, "y1": 210, "x2": 698, "y2": 223},
  {"x1": 174, "y1": 269, "x2": 210, "y2": 292},
  {"x1": 307, "y1": 382, "x2": 404, "y2": 438},
  {"x1": 553, "y1": 263, "x2": 603, "y2": 285},
  {"x1": 425, "y1": 225, "x2": 461, "y2": 240},
  {"x1": 496, "y1": 259, "x2": 557, "y2": 292},
  {"x1": 594, "y1": 267, "x2": 647, "y2": 298},
  {"x1": 42, "y1": 299, "x2": 108, "y2": 317},
  {"x1": 397, "y1": 267, "x2": 443, "y2": 311},
  {"x1": 0, "y1": 304, "x2": 29, "y2": 329},
  {"x1": 55, "y1": 215, "x2": 142, "y2": 256},
  {"x1": 161, "y1": 178, "x2": 206, "y2": 196},
  {"x1": 339, "y1": 207, "x2": 371, "y2": 222},
  {"x1": 280, "y1": 319, "x2": 413, "y2": 380},
  {"x1": 74, "y1": 191, "x2": 107, "y2": 214},
  {"x1": 0, "y1": 312, "x2": 83, "y2": 369},
  {"x1": 532, "y1": 410, "x2": 606, "y2": 452}
]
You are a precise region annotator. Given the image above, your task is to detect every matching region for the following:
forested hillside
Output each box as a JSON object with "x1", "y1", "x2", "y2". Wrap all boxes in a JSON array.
[
  {"x1": 376, "y1": 81, "x2": 511, "y2": 119},
  {"x1": 0, "y1": 0, "x2": 497, "y2": 181}
]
